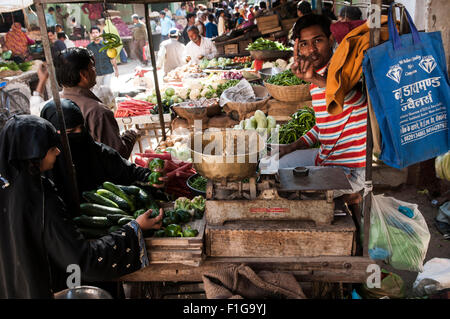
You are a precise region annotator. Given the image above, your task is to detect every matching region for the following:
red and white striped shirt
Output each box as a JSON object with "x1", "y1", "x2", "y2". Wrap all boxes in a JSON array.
[{"x1": 300, "y1": 65, "x2": 367, "y2": 168}]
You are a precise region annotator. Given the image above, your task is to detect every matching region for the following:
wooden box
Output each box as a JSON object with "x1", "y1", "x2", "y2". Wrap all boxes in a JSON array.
[
  {"x1": 256, "y1": 15, "x2": 280, "y2": 33},
  {"x1": 239, "y1": 39, "x2": 252, "y2": 54},
  {"x1": 260, "y1": 26, "x2": 282, "y2": 35},
  {"x1": 282, "y1": 18, "x2": 298, "y2": 31},
  {"x1": 224, "y1": 44, "x2": 239, "y2": 55},
  {"x1": 205, "y1": 214, "x2": 356, "y2": 258},
  {"x1": 145, "y1": 206, "x2": 206, "y2": 266}
]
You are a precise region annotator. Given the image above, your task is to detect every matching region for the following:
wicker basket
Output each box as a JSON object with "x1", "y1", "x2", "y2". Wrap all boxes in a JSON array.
[
  {"x1": 249, "y1": 50, "x2": 293, "y2": 61},
  {"x1": 222, "y1": 85, "x2": 271, "y2": 121},
  {"x1": 264, "y1": 81, "x2": 311, "y2": 102},
  {"x1": 0, "y1": 70, "x2": 22, "y2": 79}
]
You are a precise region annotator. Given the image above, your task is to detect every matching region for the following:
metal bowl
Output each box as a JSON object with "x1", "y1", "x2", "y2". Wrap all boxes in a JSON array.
[
  {"x1": 54, "y1": 286, "x2": 113, "y2": 299},
  {"x1": 189, "y1": 129, "x2": 266, "y2": 182},
  {"x1": 186, "y1": 173, "x2": 207, "y2": 196},
  {"x1": 258, "y1": 67, "x2": 283, "y2": 81}
]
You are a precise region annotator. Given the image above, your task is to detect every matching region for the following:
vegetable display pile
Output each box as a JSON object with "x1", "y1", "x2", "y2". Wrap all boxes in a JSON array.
[
  {"x1": 148, "y1": 87, "x2": 183, "y2": 114},
  {"x1": 233, "y1": 56, "x2": 252, "y2": 64},
  {"x1": 134, "y1": 149, "x2": 195, "y2": 198},
  {"x1": 222, "y1": 71, "x2": 243, "y2": 80},
  {"x1": 234, "y1": 110, "x2": 277, "y2": 136},
  {"x1": 0, "y1": 61, "x2": 32, "y2": 73},
  {"x1": 74, "y1": 181, "x2": 160, "y2": 239},
  {"x1": 216, "y1": 79, "x2": 240, "y2": 97},
  {"x1": 153, "y1": 196, "x2": 206, "y2": 238},
  {"x1": 247, "y1": 38, "x2": 292, "y2": 51},
  {"x1": 266, "y1": 70, "x2": 308, "y2": 86},
  {"x1": 114, "y1": 97, "x2": 155, "y2": 117},
  {"x1": 271, "y1": 107, "x2": 316, "y2": 144},
  {"x1": 188, "y1": 175, "x2": 208, "y2": 192}
]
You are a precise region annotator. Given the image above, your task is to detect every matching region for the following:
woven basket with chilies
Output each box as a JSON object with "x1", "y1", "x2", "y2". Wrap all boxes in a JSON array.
[{"x1": 264, "y1": 81, "x2": 311, "y2": 103}]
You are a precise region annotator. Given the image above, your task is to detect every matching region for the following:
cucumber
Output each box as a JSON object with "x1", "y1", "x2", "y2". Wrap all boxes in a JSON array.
[
  {"x1": 106, "y1": 214, "x2": 129, "y2": 224},
  {"x1": 82, "y1": 191, "x2": 119, "y2": 208},
  {"x1": 137, "y1": 188, "x2": 150, "y2": 205},
  {"x1": 118, "y1": 217, "x2": 134, "y2": 226},
  {"x1": 96, "y1": 189, "x2": 130, "y2": 211},
  {"x1": 78, "y1": 227, "x2": 109, "y2": 239},
  {"x1": 80, "y1": 203, "x2": 128, "y2": 217},
  {"x1": 73, "y1": 215, "x2": 113, "y2": 229},
  {"x1": 103, "y1": 181, "x2": 135, "y2": 211},
  {"x1": 118, "y1": 185, "x2": 141, "y2": 196},
  {"x1": 108, "y1": 225, "x2": 121, "y2": 233}
]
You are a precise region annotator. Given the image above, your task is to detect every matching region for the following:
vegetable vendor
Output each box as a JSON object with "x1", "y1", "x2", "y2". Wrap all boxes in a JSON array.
[
  {"x1": 40, "y1": 99, "x2": 166, "y2": 217},
  {"x1": 183, "y1": 26, "x2": 218, "y2": 65},
  {"x1": 0, "y1": 115, "x2": 164, "y2": 298},
  {"x1": 271, "y1": 14, "x2": 368, "y2": 212}
]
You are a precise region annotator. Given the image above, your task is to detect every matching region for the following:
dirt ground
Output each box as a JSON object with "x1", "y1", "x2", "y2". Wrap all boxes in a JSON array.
[{"x1": 372, "y1": 183, "x2": 450, "y2": 297}]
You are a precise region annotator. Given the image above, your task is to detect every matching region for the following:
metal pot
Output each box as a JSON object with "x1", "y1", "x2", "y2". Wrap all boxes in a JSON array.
[
  {"x1": 189, "y1": 129, "x2": 266, "y2": 182},
  {"x1": 54, "y1": 286, "x2": 113, "y2": 299},
  {"x1": 258, "y1": 67, "x2": 283, "y2": 81}
]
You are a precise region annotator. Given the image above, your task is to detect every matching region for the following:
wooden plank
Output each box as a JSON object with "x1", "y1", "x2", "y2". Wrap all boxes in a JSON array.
[
  {"x1": 206, "y1": 215, "x2": 355, "y2": 258},
  {"x1": 205, "y1": 199, "x2": 334, "y2": 226},
  {"x1": 119, "y1": 256, "x2": 374, "y2": 283},
  {"x1": 260, "y1": 27, "x2": 283, "y2": 35}
]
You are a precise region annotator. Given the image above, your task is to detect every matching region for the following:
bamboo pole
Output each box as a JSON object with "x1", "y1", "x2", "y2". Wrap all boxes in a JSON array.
[
  {"x1": 144, "y1": 3, "x2": 166, "y2": 141},
  {"x1": 36, "y1": 1, "x2": 80, "y2": 209},
  {"x1": 362, "y1": 0, "x2": 381, "y2": 257}
]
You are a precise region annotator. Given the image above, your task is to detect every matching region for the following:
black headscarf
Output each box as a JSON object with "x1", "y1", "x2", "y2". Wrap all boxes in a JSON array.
[
  {"x1": 0, "y1": 115, "x2": 145, "y2": 298},
  {"x1": 40, "y1": 98, "x2": 85, "y2": 131},
  {"x1": 0, "y1": 115, "x2": 59, "y2": 298},
  {"x1": 40, "y1": 99, "x2": 150, "y2": 216}
]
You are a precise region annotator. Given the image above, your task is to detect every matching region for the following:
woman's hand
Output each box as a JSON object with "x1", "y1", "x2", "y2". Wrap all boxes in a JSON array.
[{"x1": 135, "y1": 208, "x2": 164, "y2": 230}]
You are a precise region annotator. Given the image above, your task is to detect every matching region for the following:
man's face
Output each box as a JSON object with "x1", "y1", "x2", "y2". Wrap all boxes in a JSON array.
[
  {"x1": 48, "y1": 32, "x2": 56, "y2": 42},
  {"x1": 90, "y1": 29, "x2": 101, "y2": 43},
  {"x1": 188, "y1": 16, "x2": 196, "y2": 24},
  {"x1": 81, "y1": 59, "x2": 97, "y2": 88},
  {"x1": 182, "y1": 5, "x2": 186, "y2": 10},
  {"x1": 160, "y1": 14, "x2": 165, "y2": 19},
  {"x1": 188, "y1": 30, "x2": 200, "y2": 43},
  {"x1": 297, "y1": 25, "x2": 333, "y2": 70}
]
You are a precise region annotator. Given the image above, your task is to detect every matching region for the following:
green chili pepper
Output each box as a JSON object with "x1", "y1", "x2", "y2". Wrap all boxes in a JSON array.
[
  {"x1": 176, "y1": 210, "x2": 192, "y2": 223},
  {"x1": 148, "y1": 171, "x2": 163, "y2": 185},
  {"x1": 148, "y1": 158, "x2": 165, "y2": 172}
]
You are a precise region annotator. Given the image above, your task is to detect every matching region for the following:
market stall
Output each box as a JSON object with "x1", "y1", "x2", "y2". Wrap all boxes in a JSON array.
[{"x1": 31, "y1": 0, "x2": 386, "y2": 299}]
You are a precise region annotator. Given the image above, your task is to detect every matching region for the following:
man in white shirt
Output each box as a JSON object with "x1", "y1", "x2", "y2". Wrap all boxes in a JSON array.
[
  {"x1": 183, "y1": 26, "x2": 217, "y2": 65},
  {"x1": 157, "y1": 28, "x2": 185, "y2": 74}
]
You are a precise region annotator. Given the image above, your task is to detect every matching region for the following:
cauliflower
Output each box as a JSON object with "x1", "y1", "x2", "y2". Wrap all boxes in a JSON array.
[
  {"x1": 201, "y1": 88, "x2": 209, "y2": 97},
  {"x1": 275, "y1": 59, "x2": 288, "y2": 70},
  {"x1": 262, "y1": 62, "x2": 275, "y2": 69},
  {"x1": 189, "y1": 88, "x2": 201, "y2": 100},
  {"x1": 176, "y1": 87, "x2": 190, "y2": 100}
]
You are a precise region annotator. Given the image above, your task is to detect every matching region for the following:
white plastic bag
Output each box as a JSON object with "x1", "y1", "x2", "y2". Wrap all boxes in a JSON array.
[
  {"x1": 413, "y1": 258, "x2": 450, "y2": 296},
  {"x1": 369, "y1": 194, "x2": 430, "y2": 272}
]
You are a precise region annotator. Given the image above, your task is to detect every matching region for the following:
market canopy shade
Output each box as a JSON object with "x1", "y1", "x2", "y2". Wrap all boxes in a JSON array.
[{"x1": 0, "y1": 0, "x2": 33, "y2": 13}]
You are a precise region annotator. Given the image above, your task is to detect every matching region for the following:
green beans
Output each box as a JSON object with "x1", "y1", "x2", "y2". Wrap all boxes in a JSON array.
[
  {"x1": 266, "y1": 70, "x2": 308, "y2": 86},
  {"x1": 272, "y1": 107, "x2": 316, "y2": 144},
  {"x1": 247, "y1": 38, "x2": 292, "y2": 51}
]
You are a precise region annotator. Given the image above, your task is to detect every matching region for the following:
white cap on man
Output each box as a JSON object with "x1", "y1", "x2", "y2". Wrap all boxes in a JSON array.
[{"x1": 169, "y1": 28, "x2": 179, "y2": 38}]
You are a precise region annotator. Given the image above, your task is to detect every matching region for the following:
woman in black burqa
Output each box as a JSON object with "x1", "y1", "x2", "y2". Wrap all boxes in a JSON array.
[
  {"x1": 0, "y1": 115, "x2": 163, "y2": 298},
  {"x1": 40, "y1": 99, "x2": 165, "y2": 218}
]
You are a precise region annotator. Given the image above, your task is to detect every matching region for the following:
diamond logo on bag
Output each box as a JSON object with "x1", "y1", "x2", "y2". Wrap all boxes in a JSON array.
[
  {"x1": 419, "y1": 56, "x2": 437, "y2": 74},
  {"x1": 386, "y1": 65, "x2": 403, "y2": 84}
]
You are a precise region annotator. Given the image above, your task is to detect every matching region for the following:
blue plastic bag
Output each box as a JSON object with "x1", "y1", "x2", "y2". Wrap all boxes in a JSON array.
[{"x1": 363, "y1": 4, "x2": 450, "y2": 169}]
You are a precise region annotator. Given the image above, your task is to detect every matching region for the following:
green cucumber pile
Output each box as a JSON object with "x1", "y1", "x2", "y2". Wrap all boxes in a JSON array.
[
  {"x1": 74, "y1": 181, "x2": 160, "y2": 239},
  {"x1": 266, "y1": 70, "x2": 308, "y2": 86}
]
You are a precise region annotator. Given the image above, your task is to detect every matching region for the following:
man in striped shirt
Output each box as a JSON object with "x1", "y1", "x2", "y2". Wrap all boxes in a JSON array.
[{"x1": 276, "y1": 14, "x2": 367, "y2": 205}]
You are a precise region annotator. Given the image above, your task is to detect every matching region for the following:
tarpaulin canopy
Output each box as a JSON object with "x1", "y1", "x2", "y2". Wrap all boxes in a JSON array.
[{"x1": 0, "y1": 0, "x2": 33, "y2": 13}]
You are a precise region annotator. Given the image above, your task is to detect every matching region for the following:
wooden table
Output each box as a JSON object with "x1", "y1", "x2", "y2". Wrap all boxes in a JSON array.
[{"x1": 120, "y1": 256, "x2": 374, "y2": 283}]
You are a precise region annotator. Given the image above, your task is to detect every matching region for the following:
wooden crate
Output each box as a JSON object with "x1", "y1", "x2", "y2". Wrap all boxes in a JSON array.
[
  {"x1": 260, "y1": 26, "x2": 282, "y2": 35},
  {"x1": 282, "y1": 18, "x2": 298, "y2": 31},
  {"x1": 256, "y1": 15, "x2": 280, "y2": 33},
  {"x1": 239, "y1": 39, "x2": 252, "y2": 54},
  {"x1": 206, "y1": 214, "x2": 356, "y2": 258},
  {"x1": 224, "y1": 43, "x2": 239, "y2": 55},
  {"x1": 145, "y1": 205, "x2": 206, "y2": 267},
  {"x1": 205, "y1": 198, "x2": 334, "y2": 226}
]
